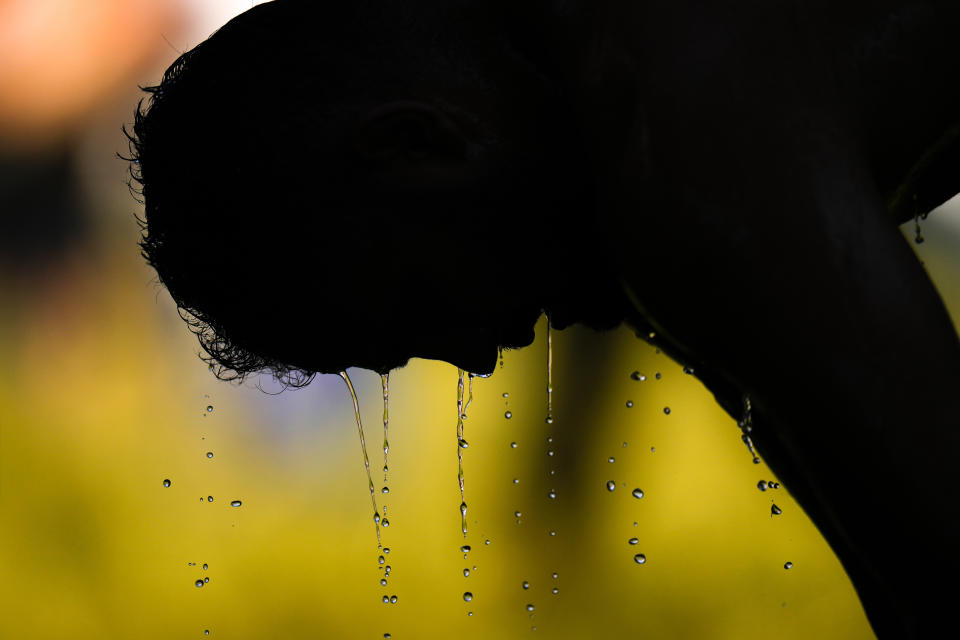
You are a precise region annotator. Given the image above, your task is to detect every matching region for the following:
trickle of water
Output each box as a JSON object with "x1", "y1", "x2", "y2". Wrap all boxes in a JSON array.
[
  {"x1": 634, "y1": 554, "x2": 647, "y2": 564},
  {"x1": 771, "y1": 504, "x2": 783, "y2": 516},
  {"x1": 456, "y1": 369, "x2": 469, "y2": 537},
  {"x1": 522, "y1": 581, "x2": 530, "y2": 590},
  {"x1": 162, "y1": 479, "x2": 171, "y2": 488},
  {"x1": 230, "y1": 500, "x2": 242, "y2": 507},
  {"x1": 381, "y1": 373, "x2": 390, "y2": 483},
  {"x1": 738, "y1": 395, "x2": 761, "y2": 464},
  {"x1": 784, "y1": 561, "x2": 793, "y2": 570},
  {"x1": 632, "y1": 488, "x2": 644, "y2": 499},
  {"x1": 463, "y1": 592, "x2": 473, "y2": 602},
  {"x1": 606, "y1": 481, "x2": 616, "y2": 492},
  {"x1": 339, "y1": 371, "x2": 381, "y2": 546},
  {"x1": 545, "y1": 317, "x2": 553, "y2": 424},
  {"x1": 206, "y1": 452, "x2": 213, "y2": 459},
  {"x1": 628, "y1": 538, "x2": 639, "y2": 545}
]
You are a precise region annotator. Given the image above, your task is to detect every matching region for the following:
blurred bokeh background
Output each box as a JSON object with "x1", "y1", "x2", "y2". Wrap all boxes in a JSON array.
[{"x1": 2, "y1": 2, "x2": 958, "y2": 638}]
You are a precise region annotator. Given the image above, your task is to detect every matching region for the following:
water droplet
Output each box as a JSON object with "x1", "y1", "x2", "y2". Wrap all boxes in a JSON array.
[
  {"x1": 522, "y1": 581, "x2": 530, "y2": 590},
  {"x1": 382, "y1": 596, "x2": 389, "y2": 604},
  {"x1": 463, "y1": 568, "x2": 470, "y2": 577},
  {"x1": 510, "y1": 442, "x2": 517, "y2": 449},
  {"x1": 380, "y1": 579, "x2": 387, "y2": 586},
  {"x1": 606, "y1": 481, "x2": 616, "y2": 492},
  {"x1": 526, "y1": 604, "x2": 535, "y2": 612},
  {"x1": 374, "y1": 512, "x2": 381, "y2": 525},
  {"x1": 458, "y1": 438, "x2": 469, "y2": 449},
  {"x1": 632, "y1": 488, "x2": 644, "y2": 499},
  {"x1": 547, "y1": 450, "x2": 554, "y2": 457},
  {"x1": 204, "y1": 631, "x2": 209, "y2": 636},
  {"x1": 384, "y1": 548, "x2": 390, "y2": 554},
  {"x1": 549, "y1": 531, "x2": 556, "y2": 536},
  {"x1": 663, "y1": 407, "x2": 671, "y2": 415},
  {"x1": 547, "y1": 490, "x2": 557, "y2": 499},
  {"x1": 378, "y1": 555, "x2": 385, "y2": 565},
  {"x1": 628, "y1": 538, "x2": 639, "y2": 545},
  {"x1": 382, "y1": 518, "x2": 390, "y2": 527},
  {"x1": 513, "y1": 478, "x2": 519, "y2": 484},
  {"x1": 230, "y1": 500, "x2": 241, "y2": 507},
  {"x1": 634, "y1": 554, "x2": 647, "y2": 564},
  {"x1": 552, "y1": 588, "x2": 559, "y2": 594},
  {"x1": 630, "y1": 371, "x2": 644, "y2": 381},
  {"x1": 771, "y1": 504, "x2": 783, "y2": 516},
  {"x1": 207, "y1": 495, "x2": 214, "y2": 502},
  {"x1": 784, "y1": 561, "x2": 793, "y2": 569},
  {"x1": 162, "y1": 479, "x2": 171, "y2": 488},
  {"x1": 622, "y1": 442, "x2": 627, "y2": 448},
  {"x1": 505, "y1": 411, "x2": 513, "y2": 419},
  {"x1": 463, "y1": 592, "x2": 473, "y2": 602},
  {"x1": 384, "y1": 634, "x2": 391, "y2": 639},
  {"x1": 757, "y1": 480, "x2": 767, "y2": 491},
  {"x1": 552, "y1": 572, "x2": 558, "y2": 579},
  {"x1": 390, "y1": 595, "x2": 398, "y2": 604},
  {"x1": 203, "y1": 577, "x2": 209, "y2": 584},
  {"x1": 683, "y1": 366, "x2": 694, "y2": 374},
  {"x1": 484, "y1": 540, "x2": 490, "y2": 545},
  {"x1": 608, "y1": 456, "x2": 615, "y2": 463},
  {"x1": 202, "y1": 563, "x2": 208, "y2": 570},
  {"x1": 502, "y1": 392, "x2": 509, "y2": 398},
  {"x1": 206, "y1": 405, "x2": 213, "y2": 413},
  {"x1": 770, "y1": 482, "x2": 780, "y2": 489},
  {"x1": 206, "y1": 452, "x2": 213, "y2": 459},
  {"x1": 625, "y1": 400, "x2": 634, "y2": 408},
  {"x1": 195, "y1": 580, "x2": 204, "y2": 588},
  {"x1": 655, "y1": 372, "x2": 661, "y2": 380},
  {"x1": 461, "y1": 545, "x2": 471, "y2": 553},
  {"x1": 514, "y1": 510, "x2": 522, "y2": 518},
  {"x1": 650, "y1": 447, "x2": 656, "y2": 453},
  {"x1": 385, "y1": 565, "x2": 392, "y2": 572}
]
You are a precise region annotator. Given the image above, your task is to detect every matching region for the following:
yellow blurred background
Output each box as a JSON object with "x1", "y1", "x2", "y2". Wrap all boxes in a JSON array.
[{"x1": 3, "y1": 2, "x2": 959, "y2": 638}]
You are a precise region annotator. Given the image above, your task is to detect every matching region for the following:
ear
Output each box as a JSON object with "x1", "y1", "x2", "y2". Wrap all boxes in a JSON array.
[{"x1": 350, "y1": 100, "x2": 477, "y2": 190}]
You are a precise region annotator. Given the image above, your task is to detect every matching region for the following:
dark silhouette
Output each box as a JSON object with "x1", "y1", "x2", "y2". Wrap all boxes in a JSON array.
[{"x1": 123, "y1": 1, "x2": 960, "y2": 637}]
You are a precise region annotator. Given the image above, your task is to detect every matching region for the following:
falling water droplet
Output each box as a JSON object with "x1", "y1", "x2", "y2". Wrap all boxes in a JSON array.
[
  {"x1": 463, "y1": 568, "x2": 470, "y2": 577},
  {"x1": 390, "y1": 595, "x2": 397, "y2": 604},
  {"x1": 526, "y1": 604, "x2": 535, "y2": 612},
  {"x1": 630, "y1": 371, "x2": 645, "y2": 381},
  {"x1": 625, "y1": 401, "x2": 634, "y2": 408},
  {"x1": 195, "y1": 580, "x2": 204, "y2": 588},
  {"x1": 206, "y1": 452, "x2": 213, "y2": 459},
  {"x1": 204, "y1": 631, "x2": 209, "y2": 636},
  {"x1": 381, "y1": 487, "x2": 389, "y2": 494},
  {"x1": 552, "y1": 572, "x2": 558, "y2": 579},
  {"x1": 505, "y1": 410, "x2": 512, "y2": 419},
  {"x1": 608, "y1": 456, "x2": 615, "y2": 463},
  {"x1": 382, "y1": 518, "x2": 390, "y2": 528},
  {"x1": 547, "y1": 490, "x2": 557, "y2": 499},
  {"x1": 757, "y1": 480, "x2": 768, "y2": 491},
  {"x1": 382, "y1": 596, "x2": 389, "y2": 604},
  {"x1": 340, "y1": 370, "x2": 381, "y2": 547},
  {"x1": 634, "y1": 554, "x2": 647, "y2": 564},
  {"x1": 461, "y1": 545, "x2": 471, "y2": 554},
  {"x1": 206, "y1": 405, "x2": 213, "y2": 413},
  {"x1": 378, "y1": 555, "x2": 385, "y2": 565},
  {"x1": 628, "y1": 537, "x2": 639, "y2": 545},
  {"x1": 514, "y1": 511, "x2": 522, "y2": 518},
  {"x1": 203, "y1": 577, "x2": 209, "y2": 584},
  {"x1": 771, "y1": 504, "x2": 782, "y2": 516},
  {"x1": 655, "y1": 372, "x2": 661, "y2": 380},
  {"x1": 683, "y1": 366, "x2": 695, "y2": 374},
  {"x1": 513, "y1": 478, "x2": 519, "y2": 484},
  {"x1": 632, "y1": 488, "x2": 644, "y2": 499},
  {"x1": 663, "y1": 407, "x2": 671, "y2": 415},
  {"x1": 380, "y1": 579, "x2": 387, "y2": 586},
  {"x1": 383, "y1": 547, "x2": 390, "y2": 554},
  {"x1": 230, "y1": 500, "x2": 241, "y2": 507},
  {"x1": 384, "y1": 634, "x2": 391, "y2": 639},
  {"x1": 510, "y1": 441, "x2": 517, "y2": 449},
  {"x1": 769, "y1": 482, "x2": 780, "y2": 489},
  {"x1": 552, "y1": 588, "x2": 559, "y2": 594},
  {"x1": 784, "y1": 561, "x2": 793, "y2": 570},
  {"x1": 606, "y1": 481, "x2": 616, "y2": 492},
  {"x1": 462, "y1": 592, "x2": 474, "y2": 602},
  {"x1": 202, "y1": 563, "x2": 208, "y2": 570},
  {"x1": 162, "y1": 479, "x2": 171, "y2": 488},
  {"x1": 522, "y1": 581, "x2": 530, "y2": 590}
]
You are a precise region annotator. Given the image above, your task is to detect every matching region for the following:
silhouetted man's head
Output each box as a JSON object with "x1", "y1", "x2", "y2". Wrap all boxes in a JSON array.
[{"x1": 127, "y1": 0, "x2": 628, "y2": 381}]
